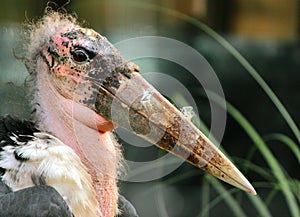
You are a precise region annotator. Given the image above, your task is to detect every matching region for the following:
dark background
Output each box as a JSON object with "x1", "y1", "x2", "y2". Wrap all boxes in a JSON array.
[{"x1": 0, "y1": 0, "x2": 299, "y2": 217}]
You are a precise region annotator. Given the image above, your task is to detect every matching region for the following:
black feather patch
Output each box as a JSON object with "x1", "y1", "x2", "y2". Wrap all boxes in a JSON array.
[
  {"x1": 0, "y1": 115, "x2": 39, "y2": 150},
  {"x1": 0, "y1": 167, "x2": 5, "y2": 176},
  {"x1": 14, "y1": 149, "x2": 29, "y2": 161}
]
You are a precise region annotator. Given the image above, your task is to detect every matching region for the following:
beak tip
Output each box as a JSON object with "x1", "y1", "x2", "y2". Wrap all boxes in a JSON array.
[
  {"x1": 248, "y1": 186, "x2": 257, "y2": 195},
  {"x1": 238, "y1": 174, "x2": 257, "y2": 195},
  {"x1": 218, "y1": 158, "x2": 257, "y2": 195}
]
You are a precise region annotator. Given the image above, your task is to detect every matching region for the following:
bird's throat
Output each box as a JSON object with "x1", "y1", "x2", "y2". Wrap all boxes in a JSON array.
[{"x1": 33, "y1": 60, "x2": 119, "y2": 216}]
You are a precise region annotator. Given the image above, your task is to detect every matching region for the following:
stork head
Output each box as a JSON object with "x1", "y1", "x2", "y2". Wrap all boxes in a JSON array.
[{"x1": 25, "y1": 12, "x2": 256, "y2": 195}]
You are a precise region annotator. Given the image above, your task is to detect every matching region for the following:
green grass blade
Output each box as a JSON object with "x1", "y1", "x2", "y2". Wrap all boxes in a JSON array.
[
  {"x1": 246, "y1": 193, "x2": 273, "y2": 217},
  {"x1": 236, "y1": 158, "x2": 275, "y2": 181},
  {"x1": 201, "y1": 177, "x2": 210, "y2": 217},
  {"x1": 264, "y1": 183, "x2": 281, "y2": 207},
  {"x1": 207, "y1": 91, "x2": 299, "y2": 217},
  {"x1": 204, "y1": 176, "x2": 247, "y2": 217},
  {"x1": 207, "y1": 160, "x2": 273, "y2": 217},
  {"x1": 265, "y1": 133, "x2": 300, "y2": 163},
  {"x1": 197, "y1": 186, "x2": 240, "y2": 217}
]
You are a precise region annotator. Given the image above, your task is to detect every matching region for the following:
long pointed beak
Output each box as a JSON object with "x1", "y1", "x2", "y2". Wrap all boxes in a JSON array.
[{"x1": 91, "y1": 64, "x2": 256, "y2": 195}]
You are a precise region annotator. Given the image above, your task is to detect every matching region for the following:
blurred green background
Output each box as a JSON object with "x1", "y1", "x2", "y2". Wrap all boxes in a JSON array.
[{"x1": 0, "y1": 0, "x2": 299, "y2": 217}]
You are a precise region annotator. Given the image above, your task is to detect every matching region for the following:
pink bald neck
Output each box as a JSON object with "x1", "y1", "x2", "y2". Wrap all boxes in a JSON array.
[{"x1": 33, "y1": 57, "x2": 119, "y2": 217}]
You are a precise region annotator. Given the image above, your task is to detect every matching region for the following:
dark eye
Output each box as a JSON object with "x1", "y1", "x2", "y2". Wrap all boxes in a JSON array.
[{"x1": 71, "y1": 49, "x2": 89, "y2": 63}]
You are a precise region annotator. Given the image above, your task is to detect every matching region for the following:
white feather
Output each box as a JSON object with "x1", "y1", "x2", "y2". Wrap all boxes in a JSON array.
[{"x1": 0, "y1": 132, "x2": 101, "y2": 217}]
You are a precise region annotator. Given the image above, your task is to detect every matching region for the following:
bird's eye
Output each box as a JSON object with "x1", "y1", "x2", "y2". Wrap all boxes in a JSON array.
[{"x1": 71, "y1": 49, "x2": 89, "y2": 63}]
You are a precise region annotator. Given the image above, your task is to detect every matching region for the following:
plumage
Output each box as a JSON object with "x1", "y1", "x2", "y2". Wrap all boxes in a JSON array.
[
  {"x1": 0, "y1": 184, "x2": 72, "y2": 217},
  {"x1": 0, "y1": 116, "x2": 99, "y2": 217}
]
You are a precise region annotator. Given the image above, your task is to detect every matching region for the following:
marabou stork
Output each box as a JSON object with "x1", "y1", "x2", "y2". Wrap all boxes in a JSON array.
[{"x1": 0, "y1": 11, "x2": 256, "y2": 217}]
